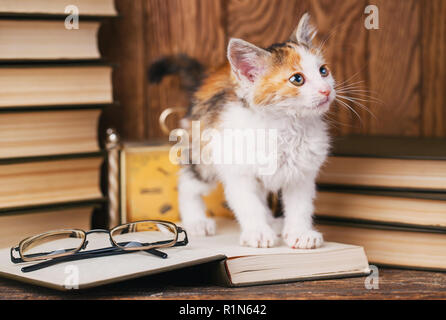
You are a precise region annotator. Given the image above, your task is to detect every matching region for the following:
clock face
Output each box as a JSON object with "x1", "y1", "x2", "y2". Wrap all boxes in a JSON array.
[
  {"x1": 122, "y1": 146, "x2": 234, "y2": 223},
  {"x1": 124, "y1": 148, "x2": 180, "y2": 223}
]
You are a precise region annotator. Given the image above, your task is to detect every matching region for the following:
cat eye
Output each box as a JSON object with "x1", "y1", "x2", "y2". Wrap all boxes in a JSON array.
[
  {"x1": 319, "y1": 65, "x2": 329, "y2": 77},
  {"x1": 289, "y1": 73, "x2": 305, "y2": 86}
]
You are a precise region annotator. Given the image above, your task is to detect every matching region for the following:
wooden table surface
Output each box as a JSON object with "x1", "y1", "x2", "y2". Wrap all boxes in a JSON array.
[{"x1": 0, "y1": 266, "x2": 445, "y2": 300}]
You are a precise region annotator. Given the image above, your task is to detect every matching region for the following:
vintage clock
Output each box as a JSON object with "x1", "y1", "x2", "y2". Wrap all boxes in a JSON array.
[{"x1": 120, "y1": 142, "x2": 233, "y2": 223}]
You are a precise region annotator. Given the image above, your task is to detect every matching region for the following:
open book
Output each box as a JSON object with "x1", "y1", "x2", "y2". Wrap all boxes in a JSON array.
[{"x1": 0, "y1": 218, "x2": 370, "y2": 290}]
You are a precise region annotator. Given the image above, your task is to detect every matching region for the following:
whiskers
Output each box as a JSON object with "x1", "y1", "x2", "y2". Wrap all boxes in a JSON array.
[
  {"x1": 313, "y1": 24, "x2": 383, "y2": 130},
  {"x1": 333, "y1": 77, "x2": 383, "y2": 127},
  {"x1": 322, "y1": 112, "x2": 359, "y2": 131}
]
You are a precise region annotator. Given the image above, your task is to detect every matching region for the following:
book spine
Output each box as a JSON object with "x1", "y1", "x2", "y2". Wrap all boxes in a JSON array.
[
  {"x1": 0, "y1": 198, "x2": 107, "y2": 216},
  {"x1": 0, "y1": 14, "x2": 118, "y2": 21},
  {"x1": 206, "y1": 259, "x2": 234, "y2": 287},
  {"x1": 0, "y1": 151, "x2": 105, "y2": 165},
  {"x1": 315, "y1": 217, "x2": 446, "y2": 234}
]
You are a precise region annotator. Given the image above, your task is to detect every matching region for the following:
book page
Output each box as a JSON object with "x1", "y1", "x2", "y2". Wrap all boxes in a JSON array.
[{"x1": 188, "y1": 217, "x2": 363, "y2": 257}]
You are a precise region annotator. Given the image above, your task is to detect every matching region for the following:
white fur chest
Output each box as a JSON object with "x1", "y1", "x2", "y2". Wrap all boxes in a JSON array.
[
  {"x1": 215, "y1": 103, "x2": 330, "y2": 191},
  {"x1": 259, "y1": 116, "x2": 330, "y2": 191}
]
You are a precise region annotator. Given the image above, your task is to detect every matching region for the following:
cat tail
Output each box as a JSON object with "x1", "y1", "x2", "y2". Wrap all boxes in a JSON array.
[{"x1": 147, "y1": 54, "x2": 205, "y2": 94}]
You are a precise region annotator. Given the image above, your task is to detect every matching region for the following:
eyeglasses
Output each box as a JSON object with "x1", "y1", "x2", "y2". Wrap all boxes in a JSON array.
[{"x1": 10, "y1": 220, "x2": 188, "y2": 273}]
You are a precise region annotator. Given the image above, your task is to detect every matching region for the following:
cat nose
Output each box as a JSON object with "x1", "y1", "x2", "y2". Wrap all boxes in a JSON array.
[{"x1": 319, "y1": 89, "x2": 331, "y2": 97}]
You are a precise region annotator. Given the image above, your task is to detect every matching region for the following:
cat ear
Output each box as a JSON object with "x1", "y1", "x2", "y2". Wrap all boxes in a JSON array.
[
  {"x1": 290, "y1": 13, "x2": 317, "y2": 47},
  {"x1": 227, "y1": 38, "x2": 270, "y2": 83}
]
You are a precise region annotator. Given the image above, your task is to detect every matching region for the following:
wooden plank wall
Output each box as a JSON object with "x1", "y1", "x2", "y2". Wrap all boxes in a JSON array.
[{"x1": 99, "y1": 0, "x2": 446, "y2": 141}]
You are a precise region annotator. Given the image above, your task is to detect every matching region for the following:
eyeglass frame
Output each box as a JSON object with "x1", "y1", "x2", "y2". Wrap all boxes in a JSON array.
[{"x1": 10, "y1": 220, "x2": 189, "y2": 273}]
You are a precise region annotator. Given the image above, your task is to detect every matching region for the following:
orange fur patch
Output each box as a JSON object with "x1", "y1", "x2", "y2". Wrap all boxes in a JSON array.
[
  {"x1": 188, "y1": 63, "x2": 236, "y2": 130},
  {"x1": 194, "y1": 63, "x2": 232, "y2": 103},
  {"x1": 254, "y1": 47, "x2": 302, "y2": 105}
]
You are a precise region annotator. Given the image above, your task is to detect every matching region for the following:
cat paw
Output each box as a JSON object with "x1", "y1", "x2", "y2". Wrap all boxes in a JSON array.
[
  {"x1": 240, "y1": 225, "x2": 278, "y2": 248},
  {"x1": 282, "y1": 228, "x2": 323, "y2": 249},
  {"x1": 183, "y1": 218, "x2": 216, "y2": 236}
]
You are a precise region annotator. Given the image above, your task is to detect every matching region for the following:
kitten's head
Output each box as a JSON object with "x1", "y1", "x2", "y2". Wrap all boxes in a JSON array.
[{"x1": 228, "y1": 13, "x2": 335, "y2": 117}]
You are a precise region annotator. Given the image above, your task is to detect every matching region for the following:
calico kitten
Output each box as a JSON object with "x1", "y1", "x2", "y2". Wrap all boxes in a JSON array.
[{"x1": 149, "y1": 14, "x2": 335, "y2": 249}]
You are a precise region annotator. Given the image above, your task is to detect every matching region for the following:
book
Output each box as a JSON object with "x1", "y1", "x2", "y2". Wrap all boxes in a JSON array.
[
  {"x1": 0, "y1": 218, "x2": 370, "y2": 290},
  {"x1": 0, "y1": 203, "x2": 99, "y2": 248},
  {"x1": 0, "y1": 20, "x2": 101, "y2": 60},
  {"x1": 0, "y1": 65, "x2": 113, "y2": 108},
  {"x1": 0, "y1": 0, "x2": 117, "y2": 17},
  {"x1": 317, "y1": 136, "x2": 446, "y2": 191},
  {"x1": 0, "y1": 155, "x2": 103, "y2": 210},
  {"x1": 0, "y1": 109, "x2": 100, "y2": 159},
  {"x1": 316, "y1": 219, "x2": 446, "y2": 271},
  {"x1": 315, "y1": 188, "x2": 446, "y2": 230}
]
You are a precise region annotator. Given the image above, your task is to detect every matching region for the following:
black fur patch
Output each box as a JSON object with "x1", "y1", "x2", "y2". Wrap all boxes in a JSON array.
[
  {"x1": 148, "y1": 54, "x2": 205, "y2": 93},
  {"x1": 265, "y1": 42, "x2": 296, "y2": 64},
  {"x1": 265, "y1": 42, "x2": 294, "y2": 52},
  {"x1": 189, "y1": 164, "x2": 206, "y2": 183},
  {"x1": 205, "y1": 90, "x2": 227, "y2": 108},
  {"x1": 200, "y1": 90, "x2": 228, "y2": 121}
]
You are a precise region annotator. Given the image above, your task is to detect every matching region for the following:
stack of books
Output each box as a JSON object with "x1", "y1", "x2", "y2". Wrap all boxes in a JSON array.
[
  {"x1": 315, "y1": 136, "x2": 446, "y2": 271},
  {"x1": 0, "y1": 0, "x2": 117, "y2": 248}
]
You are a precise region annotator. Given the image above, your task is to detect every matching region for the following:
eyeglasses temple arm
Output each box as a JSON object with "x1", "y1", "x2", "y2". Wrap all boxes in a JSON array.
[
  {"x1": 20, "y1": 247, "x2": 167, "y2": 273},
  {"x1": 10, "y1": 246, "x2": 85, "y2": 264}
]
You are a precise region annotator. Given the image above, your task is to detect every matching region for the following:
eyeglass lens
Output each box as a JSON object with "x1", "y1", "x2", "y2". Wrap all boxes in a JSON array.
[
  {"x1": 21, "y1": 230, "x2": 84, "y2": 260},
  {"x1": 111, "y1": 221, "x2": 177, "y2": 249}
]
